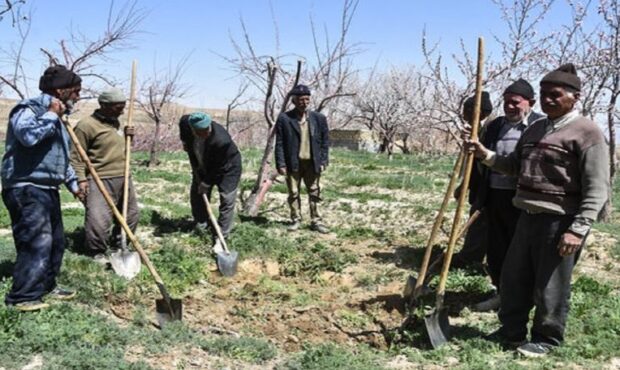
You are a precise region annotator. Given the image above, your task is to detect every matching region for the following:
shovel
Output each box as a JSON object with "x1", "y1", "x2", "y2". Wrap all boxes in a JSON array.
[
  {"x1": 404, "y1": 208, "x2": 481, "y2": 304},
  {"x1": 424, "y1": 36, "x2": 485, "y2": 348},
  {"x1": 202, "y1": 193, "x2": 239, "y2": 277},
  {"x1": 110, "y1": 60, "x2": 141, "y2": 279},
  {"x1": 404, "y1": 149, "x2": 465, "y2": 308},
  {"x1": 64, "y1": 116, "x2": 182, "y2": 327}
]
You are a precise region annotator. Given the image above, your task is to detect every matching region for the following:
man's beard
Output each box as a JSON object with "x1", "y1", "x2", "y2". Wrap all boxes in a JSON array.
[
  {"x1": 505, "y1": 110, "x2": 527, "y2": 123},
  {"x1": 64, "y1": 99, "x2": 75, "y2": 114}
]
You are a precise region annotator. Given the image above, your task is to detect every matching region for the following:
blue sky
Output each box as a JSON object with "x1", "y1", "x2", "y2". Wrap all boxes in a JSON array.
[{"x1": 1, "y1": 0, "x2": 579, "y2": 108}]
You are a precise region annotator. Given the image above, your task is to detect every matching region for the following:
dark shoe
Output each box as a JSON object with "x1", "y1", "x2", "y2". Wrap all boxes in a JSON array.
[
  {"x1": 310, "y1": 222, "x2": 329, "y2": 234},
  {"x1": 287, "y1": 220, "x2": 301, "y2": 232},
  {"x1": 47, "y1": 287, "x2": 77, "y2": 301},
  {"x1": 471, "y1": 293, "x2": 500, "y2": 312},
  {"x1": 485, "y1": 329, "x2": 526, "y2": 349},
  {"x1": 10, "y1": 300, "x2": 49, "y2": 312},
  {"x1": 517, "y1": 342, "x2": 554, "y2": 358}
]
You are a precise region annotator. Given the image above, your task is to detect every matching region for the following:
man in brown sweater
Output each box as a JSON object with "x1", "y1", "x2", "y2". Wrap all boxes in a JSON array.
[
  {"x1": 466, "y1": 64, "x2": 609, "y2": 357},
  {"x1": 70, "y1": 88, "x2": 138, "y2": 262}
]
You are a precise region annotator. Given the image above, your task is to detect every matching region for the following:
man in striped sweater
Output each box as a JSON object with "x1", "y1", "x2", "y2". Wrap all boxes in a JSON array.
[{"x1": 467, "y1": 64, "x2": 609, "y2": 357}]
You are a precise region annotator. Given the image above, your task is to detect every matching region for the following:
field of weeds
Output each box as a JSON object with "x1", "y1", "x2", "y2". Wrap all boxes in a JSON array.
[{"x1": 0, "y1": 148, "x2": 618, "y2": 369}]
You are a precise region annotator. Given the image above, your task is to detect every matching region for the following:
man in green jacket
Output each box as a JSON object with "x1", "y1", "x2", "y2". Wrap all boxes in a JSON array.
[{"x1": 70, "y1": 88, "x2": 138, "y2": 262}]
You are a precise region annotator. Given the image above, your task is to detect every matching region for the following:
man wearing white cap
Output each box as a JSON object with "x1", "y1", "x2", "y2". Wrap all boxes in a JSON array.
[{"x1": 70, "y1": 88, "x2": 139, "y2": 262}]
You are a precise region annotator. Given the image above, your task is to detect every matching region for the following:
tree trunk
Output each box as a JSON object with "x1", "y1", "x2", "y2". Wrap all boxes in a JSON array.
[
  {"x1": 242, "y1": 125, "x2": 278, "y2": 216},
  {"x1": 600, "y1": 96, "x2": 618, "y2": 222},
  {"x1": 148, "y1": 118, "x2": 162, "y2": 167},
  {"x1": 608, "y1": 115, "x2": 617, "y2": 183}
]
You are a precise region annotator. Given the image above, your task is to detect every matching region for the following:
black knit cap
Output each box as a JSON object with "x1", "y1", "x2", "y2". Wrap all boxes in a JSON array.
[
  {"x1": 38, "y1": 65, "x2": 82, "y2": 92},
  {"x1": 503, "y1": 78, "x2": 535, "y2": 100},
  {"x1": 463, "y1": 91, "x2": 493, "y2": 113},
  {"x1": 290, "y1": 84, "x2": 311, "y2": 96},
  {"x1": 540, "y1": 63, "x2": 581, "y2": 91}
]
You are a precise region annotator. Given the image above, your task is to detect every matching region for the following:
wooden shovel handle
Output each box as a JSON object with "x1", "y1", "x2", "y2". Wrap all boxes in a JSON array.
[
  {"x1": 63, "y1": 117, "x2": 172, "y2": 302},
  {"x1": 121, "y1": 60, "x2": 137, "y2": 248},
  {"x1": 412, "y1": 149, "x2": 465, "y2": 298},
  {"x1": 436, "y1": 37, "x2": 485, "y2": 301},
  {"x1": 202, "y1": 193, "x2": 230, "y2": 253}
]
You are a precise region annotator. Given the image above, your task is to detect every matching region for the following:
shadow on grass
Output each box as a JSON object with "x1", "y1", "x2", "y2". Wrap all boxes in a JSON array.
[
  {"x1": 239, "y1": 214, "x2": 289, "y2": 228},
  {"x1": 0, "y1": 260, "x2": 14, "y2": 279},
  {"x1": 65, "y1": 227, "x2": 90, "y2": 256},
  {"x1": 359, "y1": 293, "x2": 407, "y2": 316},
  {"x1": 449, "y1": 323, "x2": 489, "y2": 342},
  {"x1": 444, "y1": 290, "x2": 494, "y2": 315},
  {"x1": 150, "y1": 211, "x2": 195, "y2": 236},
  {"x1": 371, "y1": 245, "x2": 488, "y2": 285},
  {"x1": 370, "y1": 245, "x2": 443, "y2": 270}
]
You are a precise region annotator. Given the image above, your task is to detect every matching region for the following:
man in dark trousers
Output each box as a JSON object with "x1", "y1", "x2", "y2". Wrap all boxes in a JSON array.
[
  {"x1": 179, "y1": 112, "x2": 242, "y2": 253},
  {"x1": 467, "y1": 64, "x2": 609, "y2": 357},
  {"x1": 275, "y1": 84, "x2": 330, "y2": 233},
  {"x1": 469, "y1": 79, "x2": 544, "y2": 312},
  {"x1": 70, "y1": 88, "x2": 138, "y2": 264},
  {"x1": 1, "y1": 65, "x2": 84, "y2": 311}
]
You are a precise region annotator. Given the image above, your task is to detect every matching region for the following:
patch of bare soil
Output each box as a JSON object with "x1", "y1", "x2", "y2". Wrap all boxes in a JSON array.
[
  {"x1": 576, "y1": 230, "x2": 619, "y2": 283},
  {"x1": 151, "y1": 238, "x2": 413, "y2": 353}
]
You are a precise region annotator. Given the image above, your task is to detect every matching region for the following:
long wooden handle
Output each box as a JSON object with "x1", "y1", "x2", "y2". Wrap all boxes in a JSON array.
[
  {"x1": 436, "y1": 37, "x2": 485, "y2": 302},
  {"x1": 202, "y1": 193, "x2": 230, "y2": 253},
  {"x1": 121, "y1": 60, "x2": 138, "y2": 249},
  {"x1": 64, "y1": 117, "x2": 172, "y2": 301},
  {"x1": 413, "y1": 149, "x2": 465, "y2": 297}
]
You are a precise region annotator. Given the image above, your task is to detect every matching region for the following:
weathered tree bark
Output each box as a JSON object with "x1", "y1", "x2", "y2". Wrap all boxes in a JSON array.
[
  {"x1": 147, "y1": 118, "x2": 162, "y2": 167},
  {"x1": 243, "y1": 127, "x2": 278, "y2": 216},
  {"x1": 608, "y1": 88, "x2": 618, "y2": 183},
  {"x1": 242, "y1": 60, "x2": 302, "y2": 216}
]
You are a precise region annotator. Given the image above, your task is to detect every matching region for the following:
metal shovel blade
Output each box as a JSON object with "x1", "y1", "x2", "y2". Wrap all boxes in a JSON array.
[
  {"x1": 109, "y1": 249, "x2": 142, "y2": 280},
  {"x1": 216, "y1": 249, "x2": 239, "y2": 277},
  {"x1": 424, "y1": 307, "x2": 451, "y2": 348},
  {"x1": 155, "y1": 298, "x2": 183, "y2": 327}
]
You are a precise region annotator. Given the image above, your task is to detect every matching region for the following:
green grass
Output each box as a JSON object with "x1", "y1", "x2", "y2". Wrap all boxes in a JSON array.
[
  {"x1": 0, "y1": 147, "x2": 618, "y2": 369},
  {"x1": 279, "y1": 343, "x2": 385, "y2": 370},
  {"x1": 202, "y1": 336, "x2": 277, "y2": 364}
]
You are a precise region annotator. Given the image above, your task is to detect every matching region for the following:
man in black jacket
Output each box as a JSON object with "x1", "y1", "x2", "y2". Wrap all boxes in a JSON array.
[
  {"x1": 179, "y1": 112, "x2": 242, "y2": 253},
  {"x1": 275, "y1": 84, "x2": 329, "y2": 233},
  {"x1": 471, "y1": 79, "x2": 544, "y2": 312}
]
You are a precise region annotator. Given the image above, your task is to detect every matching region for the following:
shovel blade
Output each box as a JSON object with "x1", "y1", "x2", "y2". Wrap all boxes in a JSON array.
[
  {"x1": 155, "y1": 298, "x2": 183, "y2": 327},
  {"x1": 109, "y1": 250, "x2": 142, "y2": 280},
  {"x1": 424, "y1": 308, "x2": 451, "y2": 348},
  {"x1": 216, "y1": 249, "x2": 239, "y2": 277},
  {"x1": 403, "y1": 275, "x2": 433, "y2": 309}
]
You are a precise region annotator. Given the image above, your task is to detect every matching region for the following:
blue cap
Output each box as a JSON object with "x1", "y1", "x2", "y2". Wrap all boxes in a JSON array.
[{"x1": 188, "y1": 112, "x2": 212, "y2": 130}]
